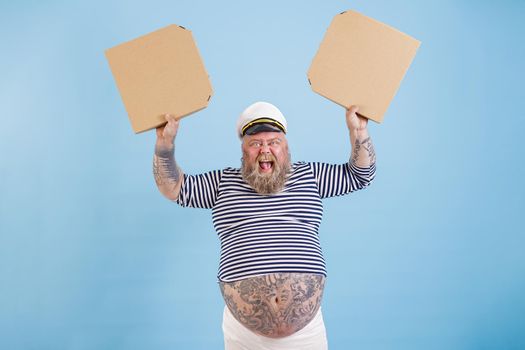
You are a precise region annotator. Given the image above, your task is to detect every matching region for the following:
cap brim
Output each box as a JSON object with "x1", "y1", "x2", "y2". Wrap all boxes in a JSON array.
[{"x1": 244, "y1": 123, "x2": 284, "y2": 136}]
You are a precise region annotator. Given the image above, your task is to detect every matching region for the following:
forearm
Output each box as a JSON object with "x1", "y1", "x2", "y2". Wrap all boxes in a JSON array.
[
  {"x1": 349, "y1": 128, "x2": 376, "y2": 168},
  {"x1": 153, "y1": 143, "x2": 183, "y2": 201}
]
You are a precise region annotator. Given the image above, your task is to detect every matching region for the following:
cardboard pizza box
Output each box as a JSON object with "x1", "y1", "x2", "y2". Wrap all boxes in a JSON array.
[
  {"x1": 308, "y1": 10, "x2": 420, "y2": 123},
  {"x1": 105, "y1": 24, "x2": 213, "y2": 133}
]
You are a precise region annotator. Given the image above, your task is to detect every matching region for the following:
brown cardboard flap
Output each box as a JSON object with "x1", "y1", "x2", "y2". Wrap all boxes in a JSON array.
[
  {"x1": 308, "y1": 10, "x2": 420, "y2": 123},
  {"x1": 105, "y1": 24, "x2": 213, "y2": 133}
]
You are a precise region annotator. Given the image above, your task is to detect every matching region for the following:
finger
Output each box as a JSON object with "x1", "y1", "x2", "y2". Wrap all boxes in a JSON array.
[
  {"x1": 166, "y1": 118, "x2": 179, "y2": 133},
  {"x1": 345, "y1": 105, "x2": 359, "y2": 118},
  {"x1": 349, "y1": 105, "x2": 359, "y2": 114},
  {"x1": 163, "y1": 122, "x2": 179, "y2": 140},
  {"x1": 165, "y1": 114, "x2": 178, "y2": 124},
  {"x1": 163, "y1": 125, "x2": 175, "y2": 141},
  {"x1": 156, "y1": 125, "x2": 165, "y2": 138}
]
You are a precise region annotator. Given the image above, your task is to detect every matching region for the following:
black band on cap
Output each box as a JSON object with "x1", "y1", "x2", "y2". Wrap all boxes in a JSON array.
[{"x1": 241, "y1": 118, "x2": 286, "y2": 136}]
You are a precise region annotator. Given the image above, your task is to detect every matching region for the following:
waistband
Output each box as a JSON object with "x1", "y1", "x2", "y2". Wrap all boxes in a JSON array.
[{"x1": 222, "y1": 306, "x2": 328, "y2": 350}]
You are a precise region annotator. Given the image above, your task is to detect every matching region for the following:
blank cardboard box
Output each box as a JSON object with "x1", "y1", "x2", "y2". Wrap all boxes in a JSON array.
[
  {"x1": 105, "y1": 24, "x2": 213, "y2": 133},
  {"x1": 308, "y1": 10, "x2": 421, "y2": 123}
]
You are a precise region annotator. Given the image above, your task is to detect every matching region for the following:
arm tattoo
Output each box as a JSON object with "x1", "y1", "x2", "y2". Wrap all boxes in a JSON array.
[
  {"x1": 220, "y1": 273, "x2": 325, "y2": 337},
  {"x1": 352, "y1": 136, "x2": 376, "y2": 165},
  {"x1": 352, "y1": 138, "x2": 362, "y2": 163},
  {"x1": 153, "y1": 146, "x2": 181, "y2": 186},
  {"x1": 363, "y1": 137, "x2": 376, "y2": 164}
]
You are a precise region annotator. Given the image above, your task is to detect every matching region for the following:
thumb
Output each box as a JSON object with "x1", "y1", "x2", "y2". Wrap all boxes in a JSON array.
[
  {"x1": 346, "y1": 105, "x2": 359, "y2": 119},
  {"x1": 163, "y1": 115, "x2": 180, "y2": 139},
  {"x1": 349, "y1": 105, "x2": 359, "y2": 115}
]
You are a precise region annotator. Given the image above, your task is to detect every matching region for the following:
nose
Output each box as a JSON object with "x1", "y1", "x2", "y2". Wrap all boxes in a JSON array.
[{"x1": 259, "y1": 143, "x2": 271, "y2": 154}]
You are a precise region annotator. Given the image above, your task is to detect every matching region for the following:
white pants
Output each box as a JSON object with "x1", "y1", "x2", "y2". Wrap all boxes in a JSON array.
[{"x1": 222, "y1": 306, "x2": 328, "y2": 350}]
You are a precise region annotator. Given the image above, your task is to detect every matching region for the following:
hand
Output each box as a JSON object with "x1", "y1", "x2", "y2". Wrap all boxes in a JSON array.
[
  {"x1": 156, "y1": 114, "x2": 180, "y2": 148},
  {"x1": 345, "y1": 105, "x2": 368, "y2": 132}
]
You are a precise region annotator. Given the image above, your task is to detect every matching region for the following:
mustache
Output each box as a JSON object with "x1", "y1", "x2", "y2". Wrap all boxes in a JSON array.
[{"x1": 256, "y1": 154, "x2": 277, "y2": 162}]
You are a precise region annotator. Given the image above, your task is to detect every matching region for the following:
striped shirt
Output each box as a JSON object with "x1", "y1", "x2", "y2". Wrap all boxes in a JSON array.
[{"x1": 176, "y1": 161, "x2": 376, "y2": 282}]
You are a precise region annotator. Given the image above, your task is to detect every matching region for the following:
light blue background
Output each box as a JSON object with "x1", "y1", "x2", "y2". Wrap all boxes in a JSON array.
[{"x1": 1, "y1": 0, "x2": 524, "y2": 349}]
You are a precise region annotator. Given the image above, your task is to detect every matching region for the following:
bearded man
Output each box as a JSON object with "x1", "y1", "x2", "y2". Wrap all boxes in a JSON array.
[{"x1": 153, "y1": 101, "x2": 376, "y2": 349}]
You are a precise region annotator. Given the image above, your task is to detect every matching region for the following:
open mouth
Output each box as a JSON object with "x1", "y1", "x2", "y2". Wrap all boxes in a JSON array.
[{"x1": 259, "y1": 161, "x2": 274, "y2": 171}]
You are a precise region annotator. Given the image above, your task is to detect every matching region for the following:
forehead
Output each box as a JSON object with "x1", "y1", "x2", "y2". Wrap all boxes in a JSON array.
[{"x1": 243, "y1": 131, "x2": 287, "y2": 143}]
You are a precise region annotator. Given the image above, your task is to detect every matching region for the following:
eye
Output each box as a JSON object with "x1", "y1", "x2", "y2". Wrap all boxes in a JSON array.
[
  {"x1": 270, "y1": 140, "x2": 280, "y2": 146},
  {"x1": 250, "y1": 141, "x2": 262, "y2": 148}
]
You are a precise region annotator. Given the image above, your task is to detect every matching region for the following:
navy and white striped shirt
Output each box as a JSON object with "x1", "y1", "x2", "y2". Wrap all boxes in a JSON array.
[{"x1": 176, "y1": 161, "x2": 375, "y2": 282}]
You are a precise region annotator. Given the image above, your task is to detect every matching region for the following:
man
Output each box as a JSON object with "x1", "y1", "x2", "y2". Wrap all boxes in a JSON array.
[{"x1": 153, "y1": 101, "x2": 376, "y2": 349}]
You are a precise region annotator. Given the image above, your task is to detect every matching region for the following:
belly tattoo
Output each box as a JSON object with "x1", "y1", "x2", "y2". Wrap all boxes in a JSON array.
[{"x1": 220, "y1": 273, "x2": 325, "y2": 338}]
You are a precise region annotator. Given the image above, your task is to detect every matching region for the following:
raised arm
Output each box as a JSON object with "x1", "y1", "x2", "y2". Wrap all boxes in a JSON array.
[
  {"x1": 346, "y1": 106, "x2": 376, "y2": 167},
  {"x1": 153, "y1": 114, "x2": 184, "y2": 201}
]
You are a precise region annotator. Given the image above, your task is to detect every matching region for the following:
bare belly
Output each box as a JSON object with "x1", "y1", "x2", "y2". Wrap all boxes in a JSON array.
[{"x1": 219, "y1": 273, "x2": 325, "y2": 338}]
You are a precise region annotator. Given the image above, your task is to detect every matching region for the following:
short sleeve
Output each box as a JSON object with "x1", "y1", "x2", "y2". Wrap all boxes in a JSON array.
[
  {"x1": 176, "y1": 170, "x2": 223, "y2": 209},
  {"x1": 309, "y1": 161, "x2": 376, "y2": 199}
]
